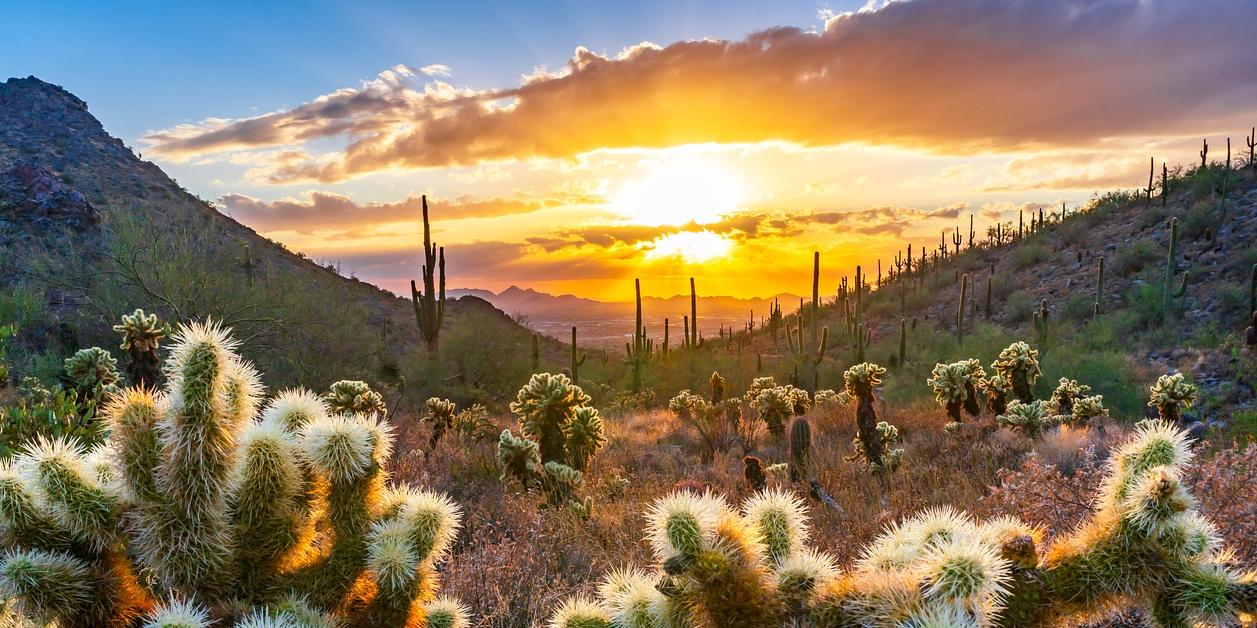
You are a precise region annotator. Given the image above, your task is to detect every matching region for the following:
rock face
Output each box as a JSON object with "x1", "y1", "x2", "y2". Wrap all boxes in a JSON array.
[{"x1": 0, "y1": 161, "x2": 99, "y2": 230}]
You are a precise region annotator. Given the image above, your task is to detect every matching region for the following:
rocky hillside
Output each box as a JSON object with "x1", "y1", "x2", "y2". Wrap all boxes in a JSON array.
[{"x1": 0, "y1": 76, "x2": 544, "y2": 394}]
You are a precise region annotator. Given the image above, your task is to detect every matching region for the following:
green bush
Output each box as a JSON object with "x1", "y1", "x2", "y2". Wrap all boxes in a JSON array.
[
  {"x1": 1011, "y1": 243, "x2": 1051, "y2": 270},
  {"x1": 1112, "y1": 239, "x2": 1160, "y2": 277}
]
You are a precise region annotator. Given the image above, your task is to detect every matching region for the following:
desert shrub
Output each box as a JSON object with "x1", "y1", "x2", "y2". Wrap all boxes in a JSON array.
[
  {"x1": 1005, "y1": 290, "x2": 1037, "y2": 323},
  {"x1": 1112, "y1": 239, "x2": 1160, "y2": 277},
  {"x1": 1179, "y1": 200, "x2": 1216, "y2": 240},
  {"x1": 1062, "y1": 291, "x2": 1095, "y2": 321},
  {"x1": 0, "y1": 320, "x2": 468, "y2": 626},
  {"x1": 1011, "y1": 243, "x2": 1051, "y2": 270}
]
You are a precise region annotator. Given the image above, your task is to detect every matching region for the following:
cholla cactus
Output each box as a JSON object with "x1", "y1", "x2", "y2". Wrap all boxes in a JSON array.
[
  {"x1": 848, "y1": 421, "x2": 903, "y2": 471},
  {"x1": 547, "y1": 423, "x2": 1257, "y2": 627},
  {"x1": 424, "y1": 397, "x2": 457, "y2": 448},
  {"x1": 812, "y1": 389, "x2": 848, "y2": 410},
  {"x1": 745, "y1": 376, "x2": 778, "y2": 402},
  {"x1": 996, "y1": 399, "x2": 1054, "y2": 438},
  {"x1": 709, "y1": 371, "x2": 726, "y2": 404},
  {"x1": 978, "y1": 373, "x2": 1012, "y2": 416},
  {"x1": 325, "y1": 379, "x2": 386, "y2": 416},
  {"x1": 1066, "y1": 394, "x2": 1109, "y2": 427},
  {"x1": 752, "y1": 385, "x2": 808, "y2": 438},
  {"x1": 500, "y1": 373, "x2": 604, "y2": 503},
  {"x1": 992, "y1": 341, "x2": 1041, "y2": 403},
  {"x1": 843, "y1": 363, "x2": 890, "y2": 473},
  {"x1": 62, "y1": 347, "x2": 118, "y2": 394},
  {"x1": 112, "y1": 308, "x2": 165, "y2": 387},
  {"x1": 1047, "y1": 377, "x2": 1091, "y2": 416},
  {"x1": 0, "y1": 320, "x2": 466, "y2": 626},
  {"x1": 927, "y1": 359, "x2": 985, "y2": 422},
  {"x1": 1148, "y1": 373, "x2": 1198, "y2": 423}
]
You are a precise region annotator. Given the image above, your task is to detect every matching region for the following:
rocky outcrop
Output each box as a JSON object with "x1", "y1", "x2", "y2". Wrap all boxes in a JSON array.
[{"x1": 0, "y1": 161, "x2": 99, "y2": 230}]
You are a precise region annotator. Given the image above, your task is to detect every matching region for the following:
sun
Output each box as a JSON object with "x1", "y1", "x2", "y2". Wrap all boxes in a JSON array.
[
  {"x1": 643, "y1": 231, "x2": 733, "y2": 264},
  {"x1": 608, "y1": 157, "x2": 746, "y2": 226}
]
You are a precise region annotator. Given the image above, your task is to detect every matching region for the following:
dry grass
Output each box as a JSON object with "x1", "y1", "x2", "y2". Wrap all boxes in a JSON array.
[{"x1": 389, "y1": 400, "x2": 1257, "y2": 627}]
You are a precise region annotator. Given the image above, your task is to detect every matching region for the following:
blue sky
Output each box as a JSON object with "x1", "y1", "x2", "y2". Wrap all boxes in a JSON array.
[{"x1": 1, "y1": 0, "x2": 858, "y2": 144}]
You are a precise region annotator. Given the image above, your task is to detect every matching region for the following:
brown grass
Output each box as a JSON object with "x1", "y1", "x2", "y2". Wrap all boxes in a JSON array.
[{"x1": 389, "y1": 401, "x2": 1257, "y2": 627}]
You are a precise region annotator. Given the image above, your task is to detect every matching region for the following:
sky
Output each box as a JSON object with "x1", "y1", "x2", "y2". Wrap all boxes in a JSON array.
[{"x1": 4, "y1": 0, "x2": 1256, "y2": 300}]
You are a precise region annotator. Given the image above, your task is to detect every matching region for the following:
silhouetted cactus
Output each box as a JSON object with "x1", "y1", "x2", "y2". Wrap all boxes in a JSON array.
[
  {"x1": 548, "y1": 423, "x2": 1256, "y2": 627},
  {"x1": 743, "y1": 456, "x2": 767, "y2": 492},
  {"x1": 1094, "y1": 256, "x2": 1105, "y2": 316},
  {"x1": 112, "y1": 308, "x2": 164, "y2": 387},
  {"x1": 1164, "y1": 217, "x2": 1189, "y2": 318},
  {"x1": 0, "y1": 321, "x2": 467, "y2": 626},
  {"x1": 992, "y1": 341, "x2": 1041, "y2": 403},
  {"x1": 570, "y1": 326, "x2": 587, "y2": 384},
  {"x1": 1148, "y1": 373, "x2": 1198, "y2": 423},
  {"x1": 410, "y1": 195, "x2": 446, "y2": 356},
  {"x1": 788, "y1": 417, "x2": 811, "y2": 483}
]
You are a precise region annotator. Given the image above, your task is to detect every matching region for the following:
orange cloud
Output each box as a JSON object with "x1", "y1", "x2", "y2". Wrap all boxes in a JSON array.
[{"x1": 143, "y1": 0, "x2": 1257, "y2": 184}]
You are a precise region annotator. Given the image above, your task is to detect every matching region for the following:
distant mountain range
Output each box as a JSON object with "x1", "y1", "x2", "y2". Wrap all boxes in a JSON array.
[{"x1": 448, "y1": 286, "x2": 803, "y2": 345}]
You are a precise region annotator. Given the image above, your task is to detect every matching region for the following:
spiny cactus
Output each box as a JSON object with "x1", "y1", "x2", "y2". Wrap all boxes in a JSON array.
[
  {"x1": 788, "y1": 418, "x2": 811, "y2": 483},
  {"x1": 112, "y1": 308, "x2": 164, "y2": 387},
  {"x1": 992, "y1": 341, "x2": 1041, "y2": 403},
  {"x1": 843, "y1": 363, "x2": 897, "y2": 472},
  {"x1": 570, "y1": 326, "x2": 587, "y2": 385},
  {"x1": 0, "y1": 320, "x2": 467, "y2": 626},
  {"x1": 743, "y1": 456, "x2": 767, "y2": 492},
  {"x1": 325, "y1": 379, "x2": 386, "y2": 416},
  {"x1": 1148, "y1": 373, "x2": 1198, "y2": 423},
  {"x1": 709, "y1": 371, "x2": 726, "y2": 404},
  {"x1": 927, "y1": 359, "x2": 985, "y2": 423},
  {"x1": 812, "y1": 389, "x2": 847, "y2": 410},
  {"x1": 1047, "y1": 377, "x2": 1091, "y2": 416},
  {"x1": 979, "y1": 373, "x2": 1012, "y2": 416},
  {"x1": 996, "y1": 399, "x2": 1053, "y2": 438},
  {"x1": 751, "y1": 385, "x2": 809, "y2": 439},
  {"x1": 500, "y1": 373, "x2": 605, "y2": 503},
  {"x1": 550, "y1": 423, "x2": 1256, "y2": 627},
  {"x1": 848, "y1": 420, "x2": 903, "y2": 471},
  {"x1": 1066, "y1": 394, "x2": 1110, "y2": 427},
  {"x1": 62, "y1": 347, "x2": 118, "y2": 396},
  {"x1": 424, "y1": 397, "x2": 457, "y2": 449}
]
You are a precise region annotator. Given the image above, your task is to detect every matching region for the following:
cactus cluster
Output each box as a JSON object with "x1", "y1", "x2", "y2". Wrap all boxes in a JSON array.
[
  {"x1": 547, "y1": 422, "x2": 1257, "y2": 627},
  {"x1": 1047, "y1": 378, "x2": 1091, "y2": 416},
  {"x1": 992, "y1": 341, "x2": 1041, "y2": 403},
  {"x1": 978, "y1": 373, "x2": 1013, "y2": 416},
  {"x1": 842, "y1": 363, "x2": 901, "y2": 472},
  {"x1": 62, "y1": 347, "x2": 119, "y2": 397},
  {"x1": 927, "y1": 359, "x2": 985, "y2": 423},
  {"x1": 996, "y1": 399, "x2": 1053, "y2": 438},
  {"x1": 1065, "y1": 394, "x2": 1110, "y2": 426},
  {"x1": 749, "y1": 381, "x2": 809, "y2": 439},
  {"x1": 498, "y1": 373, "x2": 605, "y2": 505},
  {"x1": 0, "y1": 321, "x2": 467, "y2": 626},
  {"x1": 1148, "y1": 373, "x2": 1198, "y2": 423}
]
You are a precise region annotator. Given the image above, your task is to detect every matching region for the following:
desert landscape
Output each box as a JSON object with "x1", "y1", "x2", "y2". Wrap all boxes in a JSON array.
[{"x1": 1, "y1": 1, "x2": 1255, "y2": 627}]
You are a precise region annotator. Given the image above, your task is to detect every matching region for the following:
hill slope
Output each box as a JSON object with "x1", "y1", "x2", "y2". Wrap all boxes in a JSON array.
[{"x1": 0, "y1": 76, "x2": 543, "y2": 398}]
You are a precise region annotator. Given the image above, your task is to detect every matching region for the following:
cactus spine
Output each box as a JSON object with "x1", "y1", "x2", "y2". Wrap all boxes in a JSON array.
[
  {"x1": 410, "y1": 195, "x2": 446, "y2": 356},
  {"x1": 1164, "y1": 217, "x2": 1189, "y2": 318}
]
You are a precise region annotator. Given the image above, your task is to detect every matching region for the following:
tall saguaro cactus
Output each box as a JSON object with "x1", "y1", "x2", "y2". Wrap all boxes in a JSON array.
[
  {"x1": 410, "y1": 195, "x2": 446, "y2": 356},
  {"x1": 1164, "y1": 217, "x2": 1189, "y2": 318},
  {"x1": 689, "y1": 277, "x2": 699, "y2": 349},
  {"x1": 0, "y1": 321, "x2": 467, "y2": 626},
  {"x1": 570, "y1": 326, "x2": 587, "y2": 384}
]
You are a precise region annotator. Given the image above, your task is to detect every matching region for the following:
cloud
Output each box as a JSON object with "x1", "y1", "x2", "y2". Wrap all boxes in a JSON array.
[
  {"x1": 141, "y1": 0, "x2": 1257, "y2": 183},
  {"x1": 216, "y1": 190, "x2": 594, "y2": 234}
]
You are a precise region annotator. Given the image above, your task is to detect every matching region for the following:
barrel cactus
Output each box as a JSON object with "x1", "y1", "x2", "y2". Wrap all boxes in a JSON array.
[{"x1": 0, "y1": 320, "x2": 467, "y2": 626}]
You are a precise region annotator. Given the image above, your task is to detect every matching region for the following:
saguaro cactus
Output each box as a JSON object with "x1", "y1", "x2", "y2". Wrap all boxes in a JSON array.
[
  {"x1": 0, "y1": 321, "x2": 467, "y2": 626},
  {"x1": 410, "y1": 195, "x2": 446, "y2": 356},
  {"x1": 1164, "y1": 217, "x2": 1189, "y2": 318},
  {"x1": 1094, "y1": 256, "x2": 1105, "y2": 316},
  {"x1": 570, "y1": 326, "x2": 587, "y2": 384},
  {"x1": 956, "y1": 273, "x2": 969, "y2": 345},
  {"x1": 689, "y1": 277, "x2": 699, "y2": 349}
]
